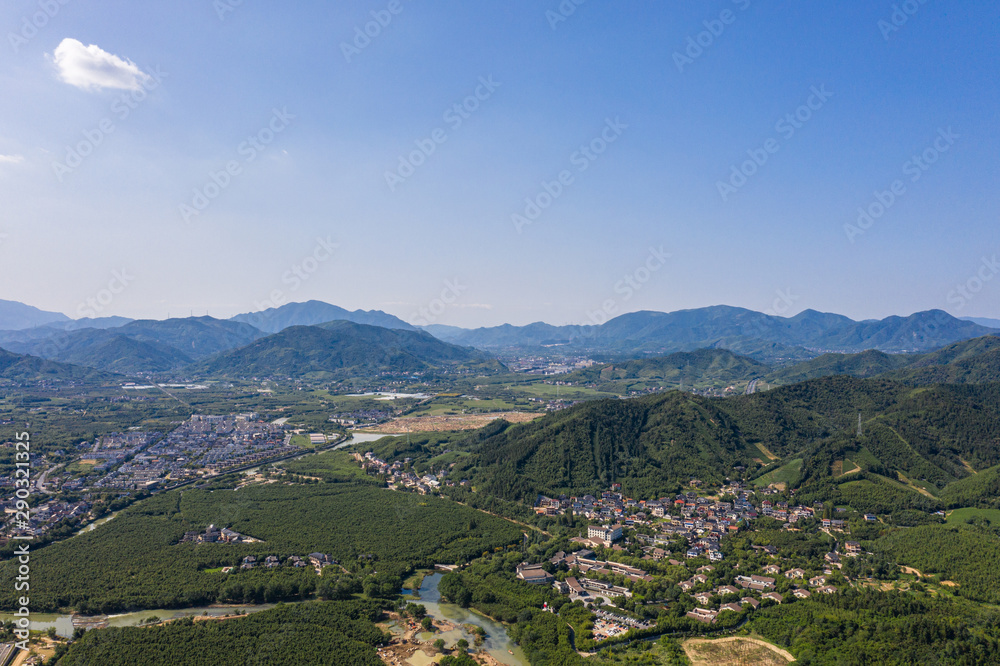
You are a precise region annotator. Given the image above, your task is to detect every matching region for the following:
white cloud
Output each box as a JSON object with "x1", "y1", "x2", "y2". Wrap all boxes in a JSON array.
[
  {"x1": 0, "y1": 155, "x2": 24, "y2": 164},
  {"x1": 51, "y1": 38, "x2": 150, "y2": 91}
]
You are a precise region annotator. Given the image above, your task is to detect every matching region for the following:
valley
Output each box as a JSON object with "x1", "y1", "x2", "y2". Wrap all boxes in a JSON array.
[{"x1": 1, "y1": 301, "x2": 1000, "y2": 664}]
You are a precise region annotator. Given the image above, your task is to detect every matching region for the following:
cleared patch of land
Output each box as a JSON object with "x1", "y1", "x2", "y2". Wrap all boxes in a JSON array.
[
  {"x1": 946, "y1": 507, "x2": 1000, "y2": 526},
  {"x1": 362, "y1": 412, "x2": 543, "y2": 433},
  {"x1": 753, "y1": 458, "x2": 802, "y2": 488},
  {"x1": 683, "y1": 636, "x2": 793, "y2": 665},
  {"x1": 754, "y1": 442, "x2": 779, "y2": 461}
]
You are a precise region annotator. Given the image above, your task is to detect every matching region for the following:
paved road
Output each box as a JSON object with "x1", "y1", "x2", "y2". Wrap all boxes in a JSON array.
[{"x1": 35, "y1": 462, "x2": 65, "y2": 494}]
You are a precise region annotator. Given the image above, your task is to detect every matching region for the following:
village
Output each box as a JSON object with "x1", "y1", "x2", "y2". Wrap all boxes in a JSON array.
[
  {"x1": 521, "y1": 482, "x2": 861, "y2": 636},
  {"x1": 353, "y1": 443, "x2": 866, "y2": 645}
]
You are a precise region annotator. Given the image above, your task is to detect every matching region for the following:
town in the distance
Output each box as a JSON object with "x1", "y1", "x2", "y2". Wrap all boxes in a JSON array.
[{"x1": 1, "y1": 298, "x2": 1000, "y2": 665}]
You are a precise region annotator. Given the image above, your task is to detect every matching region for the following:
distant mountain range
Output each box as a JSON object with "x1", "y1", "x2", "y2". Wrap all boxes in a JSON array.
[
  {"x1": 0, "y1": 299, "x2": 997, "y2": 376},
  {"x1": 963, "y1": 316, "x2": 1000, "y2": 329},
  {"x1": 0, "y1": 301, "x2": 422, "y2": 376},
  {"x1": 0, "y1": 299, "x2": 72, "y2": 330},
  {"x1": 1, "y1": 317, "x2": 265, "y2": 374},
  {"x1": 0, "y1": 304, "x2": 497, "y2": 378},
  {"x1": 428, "y1": 306, "x2": 999, "y2": 359}
]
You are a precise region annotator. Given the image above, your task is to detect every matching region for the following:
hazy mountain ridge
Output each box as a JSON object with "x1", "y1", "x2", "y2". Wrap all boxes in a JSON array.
[
  {"x1": 230, "y1": 301, "x2": 414, "y2": 333},
  {"x1": 428, "y1": 306, "x2": 996, "y2": 357},
  {"x1": 0, "y1": 300, "x2": 71, "y2": 330}
]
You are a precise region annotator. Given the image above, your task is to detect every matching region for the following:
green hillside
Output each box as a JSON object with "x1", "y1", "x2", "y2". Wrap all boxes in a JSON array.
[
  {"x1": 443, "y1": 376, "x2": 1000, "y2": 508},
  {"x1": 767, "y1": 349, "x2": 912, "y2": 384},
  {"x1": 0, "y1": 347, "x2": 118, "y2": 383},
  {"x1": 197, "y1": 321, "x2": 502, "y2": 379},
  {"x1": 564, "y1": 348, "x2": 769, "y2": 391},
  {"x1": 885, "y1": 336, "x2": 1000, "y2": 384},
  {"x1": 449, "y1": 390, "x2": 764, "y2": 501}
]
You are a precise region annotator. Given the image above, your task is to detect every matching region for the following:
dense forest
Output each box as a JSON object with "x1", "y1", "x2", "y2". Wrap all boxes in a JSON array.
[
  {"x1": 748, "y1": 589, "x2": 1000, "y2": 665},
  {"x1": 876, "y1": 524, "x2": 1000, "y2": 604},
  {"x1": 448, "y1": 391, "x2": 759, "y2": 501},
  {"x1": 0, "y1": 484, "x2": 521, "y2": 613}
]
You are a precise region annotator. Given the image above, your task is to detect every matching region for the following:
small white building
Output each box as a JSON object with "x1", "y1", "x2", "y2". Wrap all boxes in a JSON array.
[{"x1": 588, "y1": 524, "x2": 623, "y2": 543}]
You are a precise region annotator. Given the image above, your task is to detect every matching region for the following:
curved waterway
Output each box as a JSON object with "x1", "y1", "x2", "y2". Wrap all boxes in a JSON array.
[
  {"x1": 1, "y1": 573, "x2": 529, "y2": 665},
  {"x1": 407, "y1": 573, "x2": 528, "y2": 666},
  {"x1": 343, "y1": 431, "x2": 404, "y2": 447},
  {"x1": 74, "y1": 510, "x2": 120, "y2": 535}
]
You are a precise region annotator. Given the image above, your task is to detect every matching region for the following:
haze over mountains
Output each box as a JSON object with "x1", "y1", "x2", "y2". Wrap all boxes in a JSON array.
[
  {"x1": 429, "y1": 306, "x2": 998, "y2": 357},
  {"x1": 229, "y1": 301, "x2": 414, "y2": 333},
  {"x1": 0, "y1": 299, "x2": 997, "y2": 378}
]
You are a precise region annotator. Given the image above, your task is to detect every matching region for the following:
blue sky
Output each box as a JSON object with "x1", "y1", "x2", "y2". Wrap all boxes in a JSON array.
[{"x1": 1, "y1": 0, "x2": 997, "y2": 327}]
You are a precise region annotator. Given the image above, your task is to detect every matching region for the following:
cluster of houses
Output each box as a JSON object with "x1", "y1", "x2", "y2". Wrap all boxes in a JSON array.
[
  {"x1": 515, "y1": 550, "x2": 657, "y2": 608},
  {"x1": 328, "y1": 409, "x2": 394, "y2": 427},
  {"x1": 234, "y1": 552, "x2": 336, "y2": 572},
  {"x1": 592, "y1": 608, "x2": 655, "y2": 640},
  {"x1": 549, "y1": 549, "x2": 653, "y2": 584},
  {"x1": 52, "y1": 415, "x2": 303, "y2": 494},
  {"x1": 510, "y1": 481, "x2": 865, "y2": 630},
  {"x1": 180, "y1": 524, "x2": 260, "y2": 544},
  {"x1": 76, "y1": 432, "x2": 162, "y2": 489},
  {"x1": 682, "y1": 564, "x2": 840, "y2": 624},
  {"x1": 0, "y1": 499, "x2": 89, "y2": 543},
  {"x1": 360, "y1": 452, "x2": 456, "y2": 494}
]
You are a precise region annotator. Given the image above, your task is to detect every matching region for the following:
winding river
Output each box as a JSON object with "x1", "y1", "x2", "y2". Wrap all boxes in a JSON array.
[
  {"x1": 407, "y1": 573, "x2": 528, "y2": 666},
  {"x1": 0, "y1": 571, "x2": 528, "y2": 666}
]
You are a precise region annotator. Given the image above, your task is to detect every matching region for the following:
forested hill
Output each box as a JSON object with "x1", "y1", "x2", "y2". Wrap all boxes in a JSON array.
[
  {"x1": 882, "y1": 335, "x2": 1000, "y2": 385},
  {"x1": 196, "y1": 320, "x2": 503, "y2": 379},
  {"x1": 564, "y1": 348, "x2": 768, "y2": 391},
  {"x1": 449, "y1": 376, "x2": 1000, "y2": 504},
  {"x1": 0, "y1": 348, "x2": 117, "y2": 383},
  {"x1": 449, "y1": 391, "x2": 762, "y2": 501},
  {"x1": 765, "y1": 349, "x2": 912, "y2": 384}
]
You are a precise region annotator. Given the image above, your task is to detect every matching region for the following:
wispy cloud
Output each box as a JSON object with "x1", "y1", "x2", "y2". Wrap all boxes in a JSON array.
[
  {"x1": 51, "y1": 38, "x2": 150, "y2": 91},
  {"x1": 0, "y1": 154, "x2": 24, "y2": 165}
]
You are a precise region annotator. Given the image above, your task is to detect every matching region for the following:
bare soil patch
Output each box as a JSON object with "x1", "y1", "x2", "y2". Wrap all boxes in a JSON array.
[{"x1": 683, "y1": 636, "x2": 794, "y2": 666}]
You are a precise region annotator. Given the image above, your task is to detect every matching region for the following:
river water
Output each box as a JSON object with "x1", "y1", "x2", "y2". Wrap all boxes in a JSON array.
[
  {"x1": 408, "y1": 573, "x2": 528, "y2": 666},
  {"x1": 74, "y1": 510, "x2": 120, "y2": 535},
  {"x1": 1, "y1": 571, "x2": 529, "y2": 666}
]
